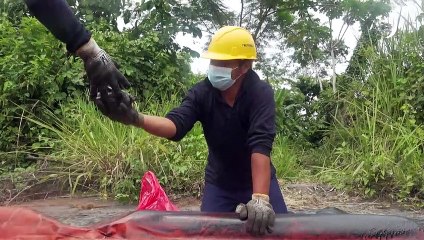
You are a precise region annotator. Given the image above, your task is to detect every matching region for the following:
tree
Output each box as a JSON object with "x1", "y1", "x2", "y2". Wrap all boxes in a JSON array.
[
  {"x1": 122, "y1": 0, "x2": 232, "y2": 37},
  {"x1": 237, "y1": 0, "x2": 391, "y2": 93},
  {"x1": 238, "y1": 0, "x2": 280, "y2": 53},
  {"x1": 343, "y1": 0, "x2": 392, "y2": 82},
  {"x1": 66, "y1": 0, "x2": 126, "y2": 29}
]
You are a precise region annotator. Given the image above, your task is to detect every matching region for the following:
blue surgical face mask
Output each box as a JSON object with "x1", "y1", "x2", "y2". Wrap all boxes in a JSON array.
[{"x1": 207, "y1": 65, "x2": 240, "y2": 91}]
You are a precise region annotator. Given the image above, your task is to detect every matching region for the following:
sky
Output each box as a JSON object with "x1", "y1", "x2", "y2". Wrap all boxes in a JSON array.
[{"x1": 174, "y1": 1, "x2": 422, "y2": 75}]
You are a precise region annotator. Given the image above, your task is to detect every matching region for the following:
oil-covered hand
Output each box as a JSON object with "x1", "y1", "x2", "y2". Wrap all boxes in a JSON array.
[
  {"x1": 236, "y1": 193, "x2": 275, "y2": 236},
  {"x1": 94, "y1": 87, "x2": 140, "y2": 126},
  {"x1": 76, "y1": 38, "x2": 137, "y2": 124}
]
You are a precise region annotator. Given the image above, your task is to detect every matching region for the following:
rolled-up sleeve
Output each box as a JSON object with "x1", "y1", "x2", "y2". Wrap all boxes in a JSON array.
[
  {"x1": 165, "y1": 89, "x2": 199, "y2": 142},
  {"x1": 247, "y1": 84, "x2": 276, "y2": 157}
]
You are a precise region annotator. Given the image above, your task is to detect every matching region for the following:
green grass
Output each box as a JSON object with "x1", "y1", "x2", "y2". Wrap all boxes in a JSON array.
[
  {"x1": 23, "y1": 94, "x2": 207, "y2": 202},
  {"x1": 272, "y1": 135, "x2": 309, "y2": 181},
  {"x1": 18, "y1": 93, "x2": 307, "y2": 202},
  {"x1": 307, "y1": 25, "x2": 424, "y2": 202}
]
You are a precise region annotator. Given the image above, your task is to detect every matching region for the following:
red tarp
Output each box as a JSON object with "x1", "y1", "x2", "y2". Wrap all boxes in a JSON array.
[
  {"x1": 0, "y1": 207, "x2": 423, "y2": 239},
  {"x1": 0, "y1": 171, "x2": 423, "y2": 239}
]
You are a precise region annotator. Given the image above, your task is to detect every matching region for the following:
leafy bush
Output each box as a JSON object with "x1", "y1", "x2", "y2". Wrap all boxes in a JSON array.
[
  {"x1": 274, "y1": 77, "x2": 332, "y2": 146},
  {"x1": 0, "y1": 17, "x2": 84, "y2": 154},
  {"x1": 88, "y1": 21, "x2": 193, "y2": 102}
]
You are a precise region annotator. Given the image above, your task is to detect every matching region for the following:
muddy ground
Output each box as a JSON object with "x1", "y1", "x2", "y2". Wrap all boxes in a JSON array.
[{"x1": 4, "y1": 182, "x2": 423, "y2": 227}]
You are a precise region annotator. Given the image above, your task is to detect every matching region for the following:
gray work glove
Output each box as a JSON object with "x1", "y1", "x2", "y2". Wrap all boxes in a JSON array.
[
  {"x1": 76, "y1": 38, "x2": 136, "y2": 125},
  {"x1": 236, "y1": 193, "x2": 275, "y2": 236}
]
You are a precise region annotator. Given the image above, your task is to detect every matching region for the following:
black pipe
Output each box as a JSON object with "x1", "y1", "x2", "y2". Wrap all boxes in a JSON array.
[{"x1": 96, "y1": 211, "x2": 424, "y2": 239}]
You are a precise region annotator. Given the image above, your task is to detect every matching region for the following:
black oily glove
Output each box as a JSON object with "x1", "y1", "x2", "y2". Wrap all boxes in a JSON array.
[
  {"x1": 94, "y1": 86, "x2": 140, "y2": 126},
  {"x1": 236, "y1": 193, "x2": 275, "y2": 236},
  {"x1": 76, "y1": 38, "x2": 136, "y2": 124}
]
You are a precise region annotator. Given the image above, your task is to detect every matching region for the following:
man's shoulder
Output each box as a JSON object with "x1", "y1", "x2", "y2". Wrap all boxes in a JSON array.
[
  {"x1": 190, "y1": 78, "x2": 210, "y2": 91},
  {"x1": 186, "y1": 78, "x2": 211, "y2": 100},
  {"x1": 189, "y1": 78, "x2": 210, "y2": 95},
  {"x1": 246, "y1": 70, "x2": 273, "y2": 94}
]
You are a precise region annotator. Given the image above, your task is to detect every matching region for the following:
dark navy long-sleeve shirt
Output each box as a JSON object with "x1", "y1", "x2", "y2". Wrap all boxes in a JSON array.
[
  {"x1": 25, "y1": 0, "x2": 91, "y2": 53},
  {"x1": 166, "y1": 69, "x2": 277, "y2": 190}
]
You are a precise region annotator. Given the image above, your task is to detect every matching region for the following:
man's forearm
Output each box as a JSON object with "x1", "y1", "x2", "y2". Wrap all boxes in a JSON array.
[
  {"x1": 134, "y1": 114, "x2": 177, "y2": 139},
  {"x1": 251, "y1": 153, "x2": 271, "y2": 195}
]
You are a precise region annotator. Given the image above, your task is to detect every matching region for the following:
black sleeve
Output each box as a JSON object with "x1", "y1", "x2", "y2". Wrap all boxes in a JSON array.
[
  {"x1": 25, "y1": 0, "x2": 91, "y2": 53},
  {"x1": 247, "y1": 84, "x2": 276, "y2": 157},
  {"x1": 165, "y1": 89, "x2": 199, "y2": 142}
]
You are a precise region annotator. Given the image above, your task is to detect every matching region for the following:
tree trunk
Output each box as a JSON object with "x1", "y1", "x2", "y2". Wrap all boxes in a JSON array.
[
  {"x1": 240, "y1": 0, "x2": 244, "y2": 27},
  {"x1": 329, "y1": 21, "x2": 337, "y2": 94},
  {"x1": 331, "y1": 45, "x2": 337, "y2": 94}
]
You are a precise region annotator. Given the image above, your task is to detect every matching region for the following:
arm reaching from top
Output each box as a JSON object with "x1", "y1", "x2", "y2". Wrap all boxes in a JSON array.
[{"x1": 24, "y1": 0, "x2": 137, "y2": 125}]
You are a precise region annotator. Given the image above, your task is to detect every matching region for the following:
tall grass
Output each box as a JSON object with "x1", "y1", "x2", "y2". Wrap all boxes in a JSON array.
[
  {"x1": 272, "y1": 135, "x2": 309, "y2": 181},
  {"x1": 22, "y1": 92, "x2": 306, "y2": 201},
  {"x1": 26, "y1": 94, "x2": 207, "y2": 202},
  {"x1": 314, "y1": 26, "x2": 424, "y2": 202}
]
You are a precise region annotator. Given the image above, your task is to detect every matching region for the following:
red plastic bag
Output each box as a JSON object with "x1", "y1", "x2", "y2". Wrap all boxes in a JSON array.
[{"x1": 136, "y1": 171, "x2": 178, "y2": 211}]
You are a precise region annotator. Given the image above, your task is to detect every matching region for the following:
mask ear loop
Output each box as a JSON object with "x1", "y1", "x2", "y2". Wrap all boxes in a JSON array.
[{"x1": 231, "y1": 66, "x2": 244, "y2": 81}]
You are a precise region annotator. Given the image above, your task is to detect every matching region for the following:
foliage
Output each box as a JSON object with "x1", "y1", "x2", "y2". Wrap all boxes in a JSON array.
[
  {"x1": 271, "y1": 14, "x2": 424, "y2": 202},
  {"x1": 274, "y1": 77, "x2": 332, "y2": 146},
  {"x1": 0, "y1": 17, "x2": 191, "y2": 155},
  {"x1": 66, "y1": 0, "x2": 234, "y2": 36},
  {"x1": 272, "y1": 135, "x2": 309, "y2": 180},
  {"x1": 66, "y1": 0, "x2": 125, "y2": 28},
  {"x1": 1, "y1": 0, "x2": 424, "y2": 206},
  {"x1": 22, "y1": 94, "x2": 206, "y2": 202},
  {"x1": 313, "y1": 28, "x2": 424, "y2": 201},
  {"x1": 0, "y1": 0, "x2": 28, "y2": 23},
  {"x1": 87, "y1": 21, "x2": 192, "y2": 102},
  {"x1": 0, "y1": 17, "x2": 84, "y2": 153},
  {"x1": 20, "y1": 93, "x2": 303, "y2": 201},
  {"x1": 240, "y1": 0, "x2": 391, "y2": 91},
  {"x1": 126, "y1": 0, "x2": 233, "y2": 34}
]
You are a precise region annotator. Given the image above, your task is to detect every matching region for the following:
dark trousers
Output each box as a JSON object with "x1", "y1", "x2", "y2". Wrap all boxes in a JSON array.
[{"x1": 200, "y1": 176, "x2": 288, "y2": 214}]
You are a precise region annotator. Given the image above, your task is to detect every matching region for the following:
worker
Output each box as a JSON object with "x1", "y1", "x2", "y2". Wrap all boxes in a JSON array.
[
  {"x1": 24, "y1": 0, "x2": 139, "y2": 125},
  {"x1": 129, "y1": 26, "x2": 289, "y2": 235}
]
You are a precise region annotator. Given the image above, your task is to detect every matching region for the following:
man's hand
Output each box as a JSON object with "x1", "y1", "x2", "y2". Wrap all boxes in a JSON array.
[
  {"x1": 236, "y1": 193, "x2": 275, "y2": 236},
  {"x1": 76, "y1": 38, "x2": 136, "y2": 124},
  {"x1": 94, "y1": 87, "x2": 140, "y2": 126}
]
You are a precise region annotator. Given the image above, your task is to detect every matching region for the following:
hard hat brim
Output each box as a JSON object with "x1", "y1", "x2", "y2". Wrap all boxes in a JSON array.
[{"x1": 201, "y1": 51, "x2": 257, "y2": 60}]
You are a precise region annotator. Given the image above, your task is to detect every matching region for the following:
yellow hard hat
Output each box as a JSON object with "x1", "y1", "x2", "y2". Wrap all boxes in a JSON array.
[{"x1": 201, "y1": 26, "x2": 257, "y2": 60}]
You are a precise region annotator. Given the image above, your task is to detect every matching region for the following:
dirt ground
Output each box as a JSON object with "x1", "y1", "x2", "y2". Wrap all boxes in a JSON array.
[
  {"x1": 4, "y1": 182, "x2": 423, "y2": 227},
  {"x1": 281, "y1": 182, "x2": 424, "y2": 220}
]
